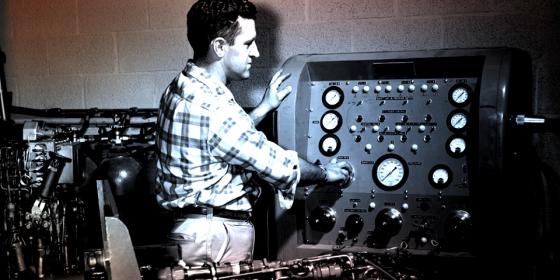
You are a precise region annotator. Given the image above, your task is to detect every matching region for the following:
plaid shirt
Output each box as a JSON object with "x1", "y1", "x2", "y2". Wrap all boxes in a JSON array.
[{"x1": 155, "y1": 61, "x2": 300, "y2": 212}]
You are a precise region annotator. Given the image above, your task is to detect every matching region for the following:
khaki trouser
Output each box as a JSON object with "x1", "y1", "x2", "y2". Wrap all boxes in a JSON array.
[{"x1": 168, "y1": 212, "x2": 254, "y2": 266}]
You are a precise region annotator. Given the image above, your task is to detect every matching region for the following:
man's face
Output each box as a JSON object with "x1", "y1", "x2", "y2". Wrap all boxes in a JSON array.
[{"x1": 223, "y1": 17, "x2": 259, "y2": 82}]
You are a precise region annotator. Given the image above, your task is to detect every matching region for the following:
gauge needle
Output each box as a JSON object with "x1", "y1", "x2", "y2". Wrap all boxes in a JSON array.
[
  {"x1": 381, "y1": 166, "x2": 397, "y2": 181},
  {"x1": 454, "y1": 118, "x2": 463, "y2": 126}
]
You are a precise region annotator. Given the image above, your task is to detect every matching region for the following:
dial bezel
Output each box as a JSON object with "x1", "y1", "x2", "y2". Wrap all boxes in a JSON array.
[
  {"x1": 319, "y1": 134, "x2": 341, "y2": 157},
  {"x1": 322, "y1": 86, "x2": 344, "y2": 109},
  {"x1": 428, "y1": 164, "x2": 453, "y2": 189},
  {"x1": 320, "y1": 110, "x2": 343, "y2": 132},
  {"x1": 372, "y1": 154, "x2": 409, "y2": 191},
  {"x1": 447, "y1": 109, "x2": 469, "y2": 132},
  {"x1": 448, "y1": 83, "x2": 472, "y2": 107},
  {"x1": 446, "y1": 135, "x2": 467, "y2": 158}
]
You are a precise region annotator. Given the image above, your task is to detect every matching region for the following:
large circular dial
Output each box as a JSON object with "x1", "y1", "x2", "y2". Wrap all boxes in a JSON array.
[
  {"x1": 447, "y1": 109, "x2": 468, "y2": 132},
  {"x1": 429, "y1": 164, "x2": 453, "y2": 189},
  {"x1": 449, "y1": 84, "x2": 472, "y2": 107},
  {"x1": 322, "y1": 86, "x2": 344, "y2": 109},
  {"x1": 319, "y1": 134, "x2": 341, "y2": 157},
  {"x1": 446, "y1": 136, "x2": 466, "y2": 158},
  {"x1": 320, "y1": 110, "x2": 343, "y2": 132},
  {"x1": 372, "y1": 154, "x2": 409, "y2": 191}
]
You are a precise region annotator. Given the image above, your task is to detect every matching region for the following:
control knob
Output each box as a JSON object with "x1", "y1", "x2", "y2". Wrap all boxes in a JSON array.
[
  {"x1": 308, "y1": 206, "x2": 337, "y2": 233},
  {"x1": 375, "y1": 208, "x2": 403, "y2": 236},
  {"x1": 408, "y1": 84, "x2": 415, "y2": 92},
  {"x1": 445, "y1": 210, "x2": 472, "y2": 237},
  {"x1": 445, "y1": 210, "x2": 472, "y2": 249},
  {"x1": 345, "y1": 214, "x2": 364, "y2": 238}
]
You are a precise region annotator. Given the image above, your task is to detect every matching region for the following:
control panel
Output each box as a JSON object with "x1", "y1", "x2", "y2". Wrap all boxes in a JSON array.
[
  {"x1": 272, "y1": 48, "x2": 534, "y2": 261},
  {"x1": 303, "y1": 77, "x2": 475, "y2": 252}
]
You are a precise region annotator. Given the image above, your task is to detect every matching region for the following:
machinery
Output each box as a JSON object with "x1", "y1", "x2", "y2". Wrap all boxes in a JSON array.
[
  {"x1": 271, "y1": 48, "x2": 548, "y2": 278},
  {"x1": 0, "y1": 107, "x2": 161, "y2": 279},
  {"x1": 0, "y1": 48, "x2": 558, "y2": 280}
]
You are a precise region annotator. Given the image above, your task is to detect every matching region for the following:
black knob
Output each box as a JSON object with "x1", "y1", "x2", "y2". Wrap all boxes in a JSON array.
[
  {"x1": 308, "y1": 206, "x2": 337, "y2": 233},
  {"x1": 445, "y1": 210, "x2": 472, "y2": 238},
  {"x1": 400, "y1": 135, "x2": 408, "y2": 143},
  {"x1": 345, "y1": 214, "x2": 364, "y2": 238},
  {"x1": 375, "y1": 208, "x2": 403, "y2": 236}
]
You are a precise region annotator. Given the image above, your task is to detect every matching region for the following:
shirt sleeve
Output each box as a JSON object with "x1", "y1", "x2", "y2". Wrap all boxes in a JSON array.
[{"x1": 207, "y1": 104, "x2": 300, "y2": 209}]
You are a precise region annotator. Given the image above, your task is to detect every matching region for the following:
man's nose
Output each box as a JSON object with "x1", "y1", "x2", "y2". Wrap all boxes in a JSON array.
[{"x1": 250, "y1": 43, "x2": 260, "y2": 58}]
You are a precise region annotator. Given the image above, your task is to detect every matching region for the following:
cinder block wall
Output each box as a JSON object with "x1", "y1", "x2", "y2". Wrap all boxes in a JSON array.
[{"x1": 1, "y1": 0, "x2": 559, "y2": 169}]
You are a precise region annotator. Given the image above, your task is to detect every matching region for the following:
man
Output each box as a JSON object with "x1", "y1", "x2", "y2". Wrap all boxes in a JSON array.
[{"x1": 155, "y1": 0, "x2": 351, "y2": 266}]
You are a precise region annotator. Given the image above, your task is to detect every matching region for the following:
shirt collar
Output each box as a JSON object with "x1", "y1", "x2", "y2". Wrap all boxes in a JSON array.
[{"x1": 183, "y1": 60, "x2": 235, "y2": 102}]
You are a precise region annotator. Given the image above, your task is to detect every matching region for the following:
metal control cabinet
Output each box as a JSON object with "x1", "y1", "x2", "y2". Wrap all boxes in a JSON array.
[{"x1": 272, "y1": 48, "x2": 536, "y2": 262}]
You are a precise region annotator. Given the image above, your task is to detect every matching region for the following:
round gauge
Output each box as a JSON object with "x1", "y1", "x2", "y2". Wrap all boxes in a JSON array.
[
  {"x1": 449, "y1": 84, "x2": 472, "y2": 107},
  {"x1": 372, "y1": 154, "x2": 409, "y2": 191},
  {"x1": 320, "y1": 110, "x2": 343, "y2": 132},
  {"x1": 429, "y1": 164, "x2": 453, "y2": 189},
  {"x1": 322, "y1": 86, "x2": 344, "y2": 109},
  {"x1": 319, "y1": 134, "x2": 341, "y2": 157},
  {"x1": 447, "y1": 109, "x2": 469, "y2": 132},
  {"x1": 446, "y1": 136, "x2": 467, "y2": 158}
]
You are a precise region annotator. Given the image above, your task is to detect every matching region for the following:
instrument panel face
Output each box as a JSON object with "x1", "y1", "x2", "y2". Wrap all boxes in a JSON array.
[{"x1": 300, "y1": 77, "x2": 477, "y2": 253}]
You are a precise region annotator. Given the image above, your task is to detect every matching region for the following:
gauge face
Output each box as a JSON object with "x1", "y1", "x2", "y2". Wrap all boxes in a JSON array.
[
  {"x1": 322, "y1": 86, "x2": 344, "y2": 109},
  {"x1": 449, "y1": 84, "x2": 472, "y2": 107},
  {"x1": 320, "y1": 110, "x2": 343, "y2": 132},
  {"x1": 433, "y1": 169, "x2": 449, "y2": 183},
  {"x1": 372, "y1": 154, "x2": 409, "y2": 191},
  {"x1": 447, "y1": 109, "x2": 468, "y2": 132},
  {"x1": 319, "y1": 134, "x2": 341, "y2": 157},
  {"x1": 429, "y1": 165, "x2": 453, "y2": 189},
  {"x1": 446, "y1": 136, "x2": 466, "y2": 157}
]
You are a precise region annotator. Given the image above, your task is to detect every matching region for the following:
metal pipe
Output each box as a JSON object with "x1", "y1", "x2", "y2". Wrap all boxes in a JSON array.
[{"x1": 0, "y1": 77, "x2": 6, "y2": 121}]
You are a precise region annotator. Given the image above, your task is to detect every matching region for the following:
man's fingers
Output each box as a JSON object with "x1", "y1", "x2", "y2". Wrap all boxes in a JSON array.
[
  {"x1": 277, "y1": 86, "x2": 292, "y2": 100},
  {"x1": 270, "y1": 69, "x2": 283, "y2": 85},
  {"x1": 273, "y1": 69, "x2": 283, "y2": 79},
  {"x1": 270, "y1": 71, "x2": 291, "y2": 88},
  {"x1": 278, "y1": 72, "x2": 291, "y2": 83}
]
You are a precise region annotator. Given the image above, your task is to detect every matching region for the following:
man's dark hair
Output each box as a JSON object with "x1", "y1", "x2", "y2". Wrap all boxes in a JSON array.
[{"x1": 187, "y1": 0, "x2": 257, "y2": 59}]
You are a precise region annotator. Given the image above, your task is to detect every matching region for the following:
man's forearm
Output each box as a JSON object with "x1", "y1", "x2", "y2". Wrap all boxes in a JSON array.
[
  {"x1": 298, "y1": 157, "x2": 326, "y2": 186},
  {"x1": 249, "y1": 103, "x2": 272, "y2": 126}
]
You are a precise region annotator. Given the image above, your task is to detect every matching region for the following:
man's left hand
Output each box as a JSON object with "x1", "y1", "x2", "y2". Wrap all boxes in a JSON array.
[{"x1": 262, "y1": 69, "x2": 292, "y2": 111}]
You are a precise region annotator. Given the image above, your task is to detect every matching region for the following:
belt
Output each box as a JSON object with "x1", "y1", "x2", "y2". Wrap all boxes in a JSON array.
[{"x1": 173, "y1": 206, "x2": 251, "y2": 220}]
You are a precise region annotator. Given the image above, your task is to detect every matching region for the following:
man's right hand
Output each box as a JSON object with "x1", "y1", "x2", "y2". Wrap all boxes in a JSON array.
[{"x1": 323, "y1": 160, "x2": 354, "y2": 187}]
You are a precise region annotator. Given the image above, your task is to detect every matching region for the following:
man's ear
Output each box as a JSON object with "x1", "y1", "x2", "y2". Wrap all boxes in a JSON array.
[{"x1": 210, "y1": 37, "x2": 228, "y2": 58}]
